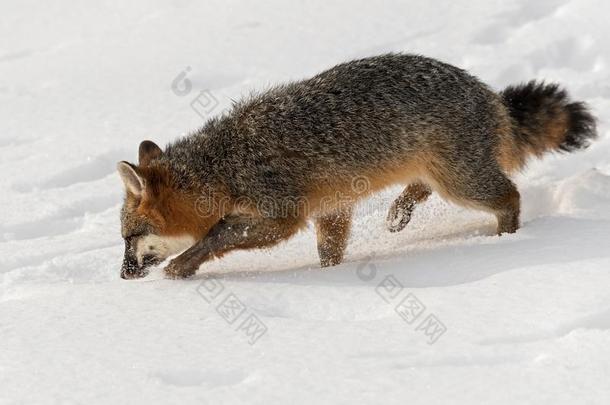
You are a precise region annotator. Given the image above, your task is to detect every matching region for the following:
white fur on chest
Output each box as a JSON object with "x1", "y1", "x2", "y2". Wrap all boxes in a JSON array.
[{"x1": 135, "y1": 234, "x2": 196, "y2": 265}]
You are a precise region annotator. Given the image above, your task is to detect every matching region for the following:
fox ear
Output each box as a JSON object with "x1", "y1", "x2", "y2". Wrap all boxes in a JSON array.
[
  {"x1": 117, "y1": 161, "x2": 144, "y2": 196},
  {"x1": 139, "y1": 140, "x2": 162, "y2": 167}
]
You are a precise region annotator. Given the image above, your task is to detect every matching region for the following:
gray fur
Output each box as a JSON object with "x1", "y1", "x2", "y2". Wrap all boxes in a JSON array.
[{"x1": 162, "y1": 53, "x2": 503, "y2": 203}]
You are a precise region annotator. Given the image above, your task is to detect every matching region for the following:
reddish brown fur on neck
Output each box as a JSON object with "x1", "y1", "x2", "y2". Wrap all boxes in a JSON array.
[{"x1": 134, "y1": 165, "x2": 224, "y2": 240}]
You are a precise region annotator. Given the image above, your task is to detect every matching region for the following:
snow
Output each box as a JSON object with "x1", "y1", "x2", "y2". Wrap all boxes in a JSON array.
[{"x1": 1, "y1": 0, "x2": 610, "y2": 403}]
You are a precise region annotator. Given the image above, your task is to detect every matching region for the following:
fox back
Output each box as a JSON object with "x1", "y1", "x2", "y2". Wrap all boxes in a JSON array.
[{"x1": 164, "y1": 54, "x2": 507, "y2": 203}]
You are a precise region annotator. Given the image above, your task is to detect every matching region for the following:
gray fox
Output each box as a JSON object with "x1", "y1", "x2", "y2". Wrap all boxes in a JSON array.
[{"x1": 117, "y1": 53, "x2": 597, "y2": 279}]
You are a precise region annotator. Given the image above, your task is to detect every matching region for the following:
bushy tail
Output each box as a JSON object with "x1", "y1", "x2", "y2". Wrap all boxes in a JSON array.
[{"x1": 499, "y1": 80, "x2": 597, "y2": 171}]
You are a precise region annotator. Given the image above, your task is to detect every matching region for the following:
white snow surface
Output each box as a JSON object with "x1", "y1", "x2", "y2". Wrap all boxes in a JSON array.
[{"x1": 2, "y1": 1, "x2": 610, "y2": 404}]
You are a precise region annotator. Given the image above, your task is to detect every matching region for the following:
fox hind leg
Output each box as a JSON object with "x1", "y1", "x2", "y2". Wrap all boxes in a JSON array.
[
  {"x1": 429, "y1": 163, "x2": 520, "y2": 235},
  {"x1": 315, "y1": 207, "x2": 353, "y2": 267},
  {"x1": 487, "y1": 183, "x2": 520, "y2": 234},
  {"x1": 386, "y1": 182, "x2": 432, "y2": 232}
]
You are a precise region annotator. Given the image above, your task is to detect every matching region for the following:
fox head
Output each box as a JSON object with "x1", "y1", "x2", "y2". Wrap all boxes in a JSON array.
[{"x1": 117, "y1": 140, "x2": 219, "y2": 279}]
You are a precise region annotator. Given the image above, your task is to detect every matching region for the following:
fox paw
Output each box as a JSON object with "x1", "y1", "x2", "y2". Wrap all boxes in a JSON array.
[
  {"x1": 386, "y1": 203, "x2": 413, "y2": 233},
  {"x1": 164, "y1": 258, "x2": 199, "y2": 279}
]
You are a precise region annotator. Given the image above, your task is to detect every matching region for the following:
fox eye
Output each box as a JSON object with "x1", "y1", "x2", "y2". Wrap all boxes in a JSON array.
[{"x1": 125, "y1": 231, "x2": 144, "y2": 241}]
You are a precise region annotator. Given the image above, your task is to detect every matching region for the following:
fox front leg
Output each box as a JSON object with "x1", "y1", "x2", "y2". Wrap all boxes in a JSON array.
[
  {"x1": 164, "y1": 216, "x2": 303, "y2": 279},
  {"x1": 164, "y1": 238, "x2": 213, "y2": 279}
]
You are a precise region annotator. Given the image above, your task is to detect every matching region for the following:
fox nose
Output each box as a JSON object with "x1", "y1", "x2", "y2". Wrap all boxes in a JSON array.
[
  {"x1": 121, "y1": 270, "x2": 142, "y2": 280},
  {"x1": 121, "y1": 247, "x2": 141, "y2": 279}
]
